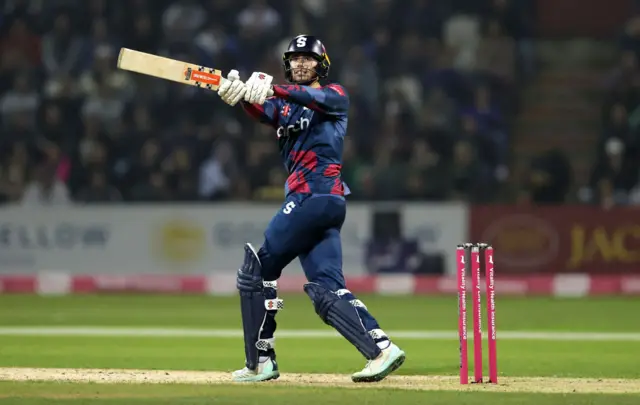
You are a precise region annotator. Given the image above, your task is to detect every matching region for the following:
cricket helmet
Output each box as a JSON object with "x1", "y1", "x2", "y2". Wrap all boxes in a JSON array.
[{"x1": 282, "y1": 35, "x2": 330, "y2": 83}]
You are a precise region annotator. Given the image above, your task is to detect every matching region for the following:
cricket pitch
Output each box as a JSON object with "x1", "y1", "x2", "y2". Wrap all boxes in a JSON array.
[{"x1": 0, "y1": 368, "x2": 639, "y2": 394}]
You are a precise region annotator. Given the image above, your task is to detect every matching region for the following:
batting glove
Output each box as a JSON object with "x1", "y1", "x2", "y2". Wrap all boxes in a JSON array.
[
  {"x1": 244, "y1": 72, "x2": 273, "y2": 105},
  {"x1": 218, "y1": 70, "x2": 246, "y2": 106}
]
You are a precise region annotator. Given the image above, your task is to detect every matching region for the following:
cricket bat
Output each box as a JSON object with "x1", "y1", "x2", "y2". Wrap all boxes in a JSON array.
[
  {"x1": 117, "y1": 48, "x2": 222, "y2": 90},
  {"x1": 117, "y1": 48, "x2": 273, "y2": 96}
]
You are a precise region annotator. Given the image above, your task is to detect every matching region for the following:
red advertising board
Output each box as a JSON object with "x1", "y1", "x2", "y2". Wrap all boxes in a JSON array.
[{"x1": 470, "y1": 206, "x2": 640, "y2": 274}]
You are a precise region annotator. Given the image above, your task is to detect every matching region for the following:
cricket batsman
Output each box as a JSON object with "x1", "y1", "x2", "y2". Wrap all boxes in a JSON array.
[{"x1": 216, "y1": 35, "x2": 406, "y2": 383}]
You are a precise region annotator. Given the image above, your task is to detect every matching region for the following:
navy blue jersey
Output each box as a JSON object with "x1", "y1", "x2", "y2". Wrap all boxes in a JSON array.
[{"x1": 241, "y1": 84, "x2": 350, "y2": 198}]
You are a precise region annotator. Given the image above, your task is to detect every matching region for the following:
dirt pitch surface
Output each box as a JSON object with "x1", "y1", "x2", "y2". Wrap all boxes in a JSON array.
[{"x1": 1, "y1": 368, "x2": 639, "y2": 394}]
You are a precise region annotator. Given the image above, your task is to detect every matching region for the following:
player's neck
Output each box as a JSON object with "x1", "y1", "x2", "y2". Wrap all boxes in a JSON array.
[{"x1": 310, "y1": 81, "x2": 321, "y2": 88}]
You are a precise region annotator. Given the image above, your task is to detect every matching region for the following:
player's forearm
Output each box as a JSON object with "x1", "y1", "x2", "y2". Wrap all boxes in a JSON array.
[{"x1": 271, "y1": 85, "x2": 348, "y2": 114}]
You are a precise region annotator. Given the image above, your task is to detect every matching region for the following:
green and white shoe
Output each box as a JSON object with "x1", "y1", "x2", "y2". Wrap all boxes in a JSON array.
[
  {"x1": 351, "y1": 342, "x2": 405, "y2": 383},
  {"x1": 232, "y1": 358, "x2": 280, "y2": 382}
]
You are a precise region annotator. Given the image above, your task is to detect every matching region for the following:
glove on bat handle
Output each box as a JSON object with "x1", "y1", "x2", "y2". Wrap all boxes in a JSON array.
[{"x1": 224, "y1": 70, "x2": 274, "y2": 97}]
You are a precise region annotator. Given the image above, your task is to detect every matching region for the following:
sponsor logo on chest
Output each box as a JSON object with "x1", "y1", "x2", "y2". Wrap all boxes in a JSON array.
[{"x1": 277, "y1": 106, "x2": 313, "y2": 138}]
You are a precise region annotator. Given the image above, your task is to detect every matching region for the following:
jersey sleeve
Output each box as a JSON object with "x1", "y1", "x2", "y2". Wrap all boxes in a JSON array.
[
  {"x1": 271, "y1": 84, "x2": 349, "y2": 116},
  {"x1": 240, "y1": 98, "x2": 280, "y2": 128}
]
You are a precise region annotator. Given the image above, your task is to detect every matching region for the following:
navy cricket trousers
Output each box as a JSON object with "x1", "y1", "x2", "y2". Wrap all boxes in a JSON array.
[
  {"x1": 258, "y1": 193, "x2": 346, "y2": 291},
  {"x1": 254, "y1": 193, "x2": 383, "y2": 353}
]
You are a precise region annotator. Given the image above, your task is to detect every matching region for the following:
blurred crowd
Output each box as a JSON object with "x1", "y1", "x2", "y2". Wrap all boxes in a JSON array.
[
  {"x1": 583, "y1": 15, "x2": 640, "y2": 207},
  {"x1": 0, "y1": 0, "x2": 533, "y2": 205}
]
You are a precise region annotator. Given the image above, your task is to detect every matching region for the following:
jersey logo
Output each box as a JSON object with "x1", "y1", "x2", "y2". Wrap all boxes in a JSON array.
[
  {"x1": 277, "y1": 116, "x2": 310, "y2": 138},
  {"x1": 282, "y1": 104, "x2": 291, "y2": 117},
  {"x1": 283, "y1": 201, "x2": 296, "y2": 214},
  {"x1": 277, "y1": 105, "x2": 314, "y2": 138}
]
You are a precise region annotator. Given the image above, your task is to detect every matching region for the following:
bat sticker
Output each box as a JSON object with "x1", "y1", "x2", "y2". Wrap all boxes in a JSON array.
[{"x1": 183, "y1": 66, "x2": 221, "y2": 87}]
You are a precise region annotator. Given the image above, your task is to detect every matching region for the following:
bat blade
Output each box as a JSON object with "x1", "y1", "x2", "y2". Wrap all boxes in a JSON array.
[{"x1": 117, "y1": 48, "x2": 222, "y2": 91}]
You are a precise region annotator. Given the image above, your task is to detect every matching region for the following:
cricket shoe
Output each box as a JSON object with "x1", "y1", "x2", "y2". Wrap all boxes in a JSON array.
[
  {"x1": 351, "y1": 342, "x2": 405, "y2": 383},
  {"x1": 232, "y1": 357, "x2": 280, "y2": 382}
]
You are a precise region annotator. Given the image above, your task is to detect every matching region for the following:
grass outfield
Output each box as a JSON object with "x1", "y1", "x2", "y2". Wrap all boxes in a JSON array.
[{"x1": 0, "y1": 294, "x2": 638, "y2": 404}]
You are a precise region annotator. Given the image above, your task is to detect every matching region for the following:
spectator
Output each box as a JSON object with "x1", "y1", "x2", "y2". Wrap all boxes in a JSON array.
[
  {"x1": 81, "y1": 77, "x2": 126, "y2": 125},
  {"x1": 130, "y1": 171, "x2": 171, "y2": 202},
  {"x1": 450, "y1": 140, "x2": 493, "y2": 202},
  {"x1": 485, "y1": 0, "x2": 535, "y2": 78},
  {"x1": 603, "y1": 103, "x2": 635, "y2": 153},
  {"x1": 76, "y1": 170, "x2": 122, "y2": 203},
  {"x1": 126, "y1": 138, "x2": 163, "y2": 194},
  {"x1": 587, "y1": 138, "x2": 637, "y2": 208},
  {"x1": 126, "y1": 15, "x2": 160, "y2": 54},
  {"x1": 1, "y1": 72, "x2": 40, "y2": 125},
  {"x1": 341, "y1": 136, "x2": 368, "y2": 197},
  {"x1": 162, "y1": 0, "x2": 207, "y2": 42},
  {"x1": 476, "y1": 19, "x2": 516, "y2": 85},
  {"x1": 604, "y1": 51, "x2": 638, "y2": 91},
  {"x1": 237, "y1": 0, "x2": 280, "y2": 36},
  {"x1": 41, "y1": 12, "x2": 84, "y2": 78},
  {"x1": 21, "y1": 163, "x2": 71, "y2": 206},
  {"x1": 522, "y1": 149, "x2": 572, "y2": 205},
  {"x1": 620, "y1": 16, "x2": 640, "y2": 57},
  {"x1": 199, "y1": 141, "x2": 237, "y2": 201},
  {"x1": 0, "y1": 17, "x2": 41, "y2": 68},
  {"x1": 0, "y1": 141, "x2": 30, "y2": 203},
  {"x1": 405, "y1": 139, "x2": 450, "y2": 200},
  {"x1": 340, "y1": 45, "x2": 379, "y2": 114},
  {"x1": 79, "y1": 18, "x2": 119, "y2": 71}
]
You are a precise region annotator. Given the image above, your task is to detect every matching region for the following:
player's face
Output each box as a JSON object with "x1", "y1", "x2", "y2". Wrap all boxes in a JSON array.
[{"x1": 289, "y1": 54, "x2": 318, "y2": 83}]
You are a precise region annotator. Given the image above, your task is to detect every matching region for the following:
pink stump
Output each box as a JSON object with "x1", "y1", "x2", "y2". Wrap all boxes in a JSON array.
[
  {"x1": 456, "y1": 245, "x2": 468, "y2": 384},
  {"x1": 485, "y1": 246, "x2": 498, "y2": 383},
  {"x1": 471, "y1": 246, "x2": 483, "y2": 383}
]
